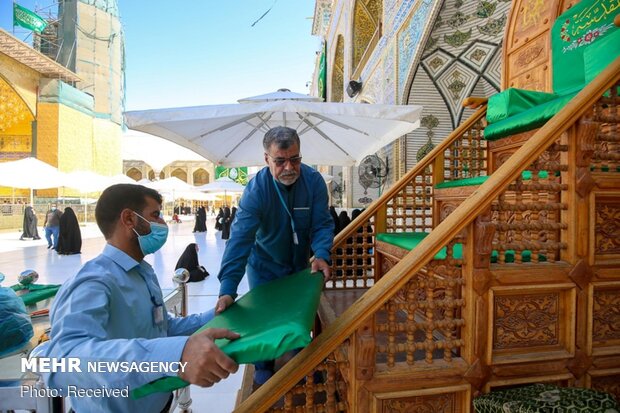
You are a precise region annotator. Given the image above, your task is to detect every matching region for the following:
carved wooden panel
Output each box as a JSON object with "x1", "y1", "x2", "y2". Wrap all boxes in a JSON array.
[
  {"x1": 373, "y1": 386, "x2": 470, "y2": 413},
  {"x1": 488, "y1": 130, "x2": 536, "y2": 172},
  {"x1": 588, "y1": 283, "x2": 620, "y2": 352},
  {"x1": 381, "y1": 393, "x2": 456, "y2": 412},
  {"x1": 509, "y1": 35, "x2": 548, "y2": 78},
  {"x1": 502, "y1": 0, "x2": 561, "y2": 91},
  {"x1": 509, "y1": 62, "x2": 550, "y2": 91},
  {"x1": 488, "y1": 285, "x2": 576, "y2": 364},
  {"x1": 594, "y1": 197, "x2": 620, "y2": 256},
  {"x1": 494, "y1": 293, "x2": 560, "y2": 349}
]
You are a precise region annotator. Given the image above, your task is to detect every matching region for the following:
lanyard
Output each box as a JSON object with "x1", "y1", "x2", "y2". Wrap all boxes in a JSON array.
[
  {"x1": 272, "y1": 178, "x2": 299, "y2": 245},
  {"x1": 135, "y1": 267, "x2": 165, "y2": 329}
]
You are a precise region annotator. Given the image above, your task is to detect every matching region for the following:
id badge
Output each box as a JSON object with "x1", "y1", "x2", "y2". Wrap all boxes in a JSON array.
[{"x1": 153, "y1": 305, "x2": 165, "y2": 328}]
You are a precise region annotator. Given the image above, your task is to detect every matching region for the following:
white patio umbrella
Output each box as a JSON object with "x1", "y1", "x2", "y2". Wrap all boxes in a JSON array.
[
  {"x1": 108, "y1": 174, "x2": 137, "y2": 185},
  {"x1": 125, "y1": 89, "x2": 422, "y2": 167},
  {"x1": 62, "y1": 171, "x2": 111, "y2": 193},
  {"x1": 0, "y1": 157, "x2": 66, "y2": 205},
  {"x1": 61, "y1": 171, "x2": 116, "y2": 224},
  {"x1": 143, "y1": 177, "x2": 196, "y2": 213},
  {"x1": 142, "y1": 177, "x2": 194, "y2": 192},
  {"x1": 196, "y1": 177, "x2": 245, "y2": 205}
]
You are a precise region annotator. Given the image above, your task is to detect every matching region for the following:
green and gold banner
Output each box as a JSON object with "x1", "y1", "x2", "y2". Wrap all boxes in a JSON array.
[
  {"x1": 215, "y1": 166, "x2": 248, "y2": 185},
  {"x1": 13, "y1": 3, "x2": 48, "y2": 33},
  {"x1": 318, "y1": 41, "x2": 327, "y2": 102}
]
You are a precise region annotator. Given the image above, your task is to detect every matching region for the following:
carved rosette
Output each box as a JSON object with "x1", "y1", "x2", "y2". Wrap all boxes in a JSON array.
[
  {"x1": 592, "y1": 289, "x2": 620, "y2": 342},
  {"x1": 494, "y1": 293, "x2": 559, "y2": 349}
]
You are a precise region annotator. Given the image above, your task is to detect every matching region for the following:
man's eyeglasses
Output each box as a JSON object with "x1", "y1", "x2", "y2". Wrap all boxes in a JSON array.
[{"x1": 266, "y1": 154, "x2": 302, "y2": 167}]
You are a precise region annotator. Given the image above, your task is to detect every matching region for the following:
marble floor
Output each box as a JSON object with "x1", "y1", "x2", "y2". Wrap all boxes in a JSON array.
[{"x1": 0, "y1": 215, "x2": 248, "y2": 413}]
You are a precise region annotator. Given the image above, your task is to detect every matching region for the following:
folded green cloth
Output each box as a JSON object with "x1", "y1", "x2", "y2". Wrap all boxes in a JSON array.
[
  {"x1": 10, "y1": 284, "x2": 61, "y2": 306},
  {"x1": 132, "y1": 269, "x2": 324, "y2": 399}
]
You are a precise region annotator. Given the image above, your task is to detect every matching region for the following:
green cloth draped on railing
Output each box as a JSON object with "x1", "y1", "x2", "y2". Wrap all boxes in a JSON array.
[{"x1": 10, "y1": 284, "x2": 61, "y2": 306}]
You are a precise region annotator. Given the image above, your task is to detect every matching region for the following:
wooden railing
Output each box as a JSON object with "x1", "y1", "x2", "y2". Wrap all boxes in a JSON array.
[
  {"x1": 325, "y1": 106, "x2": 489, "y2": 290},
  {"x1": 235, "y1": 57, "x2": 620, "y2": 413}
]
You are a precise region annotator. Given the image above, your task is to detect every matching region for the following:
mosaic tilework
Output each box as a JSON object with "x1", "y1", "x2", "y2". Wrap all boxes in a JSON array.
[
  {"x1": 383, "y1": 43, "x2": 397, "y2": 104},
  {"x1": 397, "y1": 0, "x2": 436, "y2": 100},
  {"x1": 403, "y1": 0, "x2": 512, "y2": 167}
]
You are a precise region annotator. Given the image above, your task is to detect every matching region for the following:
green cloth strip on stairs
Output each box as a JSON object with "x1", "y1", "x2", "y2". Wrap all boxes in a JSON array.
[
  {"x1": 376, "y1": 232, "x2": 547, "y2": 263},
  {"x1": 434, "y1": 170, "x2": 549, "y2": 189}
]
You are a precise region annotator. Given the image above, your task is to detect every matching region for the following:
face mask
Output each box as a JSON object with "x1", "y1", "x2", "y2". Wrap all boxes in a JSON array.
[
  {"x1": 132, "y1": 211, "x2": 169, "y2": 255},
  {"x1": 51, "y1": 207, "x2": 56, "y2": 211}
]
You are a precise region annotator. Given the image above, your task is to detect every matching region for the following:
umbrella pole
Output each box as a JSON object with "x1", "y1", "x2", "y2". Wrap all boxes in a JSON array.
[
  {"x1": 30, "y1": 188, "x2": 34, "y2": 207},
  {"x1": 82, "y1": 191, "x2": 87, "y2": 225}
]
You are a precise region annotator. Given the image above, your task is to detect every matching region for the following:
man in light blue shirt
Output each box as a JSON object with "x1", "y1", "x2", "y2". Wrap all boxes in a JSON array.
[{"x1": 42, "y1": 184, "x2": 239, "y2": 413}]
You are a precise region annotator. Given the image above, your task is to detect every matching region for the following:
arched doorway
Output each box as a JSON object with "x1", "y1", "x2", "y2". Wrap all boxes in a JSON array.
[
  {"x1": 126, "y1": 168, "x2": 142, "y2": 181},
  {"x1": 193, "y1": 168, "x2": 209, "y2": 186},
  {"x1": 171, "y1": 168, "x2": 187, "y2": 182}
]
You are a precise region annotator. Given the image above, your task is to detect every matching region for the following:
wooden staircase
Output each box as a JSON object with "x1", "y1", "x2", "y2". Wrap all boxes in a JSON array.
[{"x1": 233, "y1": 57, "x2": 620, "y2": 412}]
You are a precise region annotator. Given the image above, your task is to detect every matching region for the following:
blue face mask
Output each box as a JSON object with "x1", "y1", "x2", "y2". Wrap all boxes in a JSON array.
[{"x1": 133, "y1": 212, "x2": 169, "y2": 255}]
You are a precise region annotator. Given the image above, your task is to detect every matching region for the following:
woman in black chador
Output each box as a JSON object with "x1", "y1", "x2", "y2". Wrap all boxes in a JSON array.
[
  {"x1": 193, "y1": 206, "x2": 207, "y2": 233},
  {"x1": 56, "y1": 207, "x2": 82, "y2": 255},
  {"x1": 20, "y1": 206, "x2": 40, "y2": 240},
  {"x1": 175, "y1": 243, "x2": 209, "y2": 282},
  {"x1": 329, "y1": 206, "x2": 340, "y2": 235},
  {"x1": 215, "y1": 207, "x2": 224, "y2": 231},
  {"x1": 221, "y1": 206, "x2": 232, "y2": 240}
]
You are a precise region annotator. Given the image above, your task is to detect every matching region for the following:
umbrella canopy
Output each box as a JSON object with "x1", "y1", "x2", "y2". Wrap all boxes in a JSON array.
[
  {"x1": 195, "y1": 177, "x2": 245, "y2": 193},
  {"x1": 125, "y1": 89, "x2": 422, "y2": 167},
  {"x1": 122, "y1": 130, "x2": 207, "y2": 172},
  {"x1": 108, "y1": 174, "x2": 137, "y2": 185},
  {"x1": 142, "y1": 177, "x2": 195, "y2": 192},
  {"x1": 171, "y1": 190, "x2": 219, "y2": 201},
  {"x1": 0, "y1": 157, "x2": 66, "y2": 189},
  {"x1": 62, "y1": 171, "x2": 112, "y2": 193}
]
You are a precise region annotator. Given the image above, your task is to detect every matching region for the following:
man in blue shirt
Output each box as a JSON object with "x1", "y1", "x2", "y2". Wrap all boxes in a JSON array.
[
  {"x1": 42, "y1": 184, "x2": 239, "y2": 412},
  {"x1": 215, "y1": 126, "x2": 334, "y2": 385}
]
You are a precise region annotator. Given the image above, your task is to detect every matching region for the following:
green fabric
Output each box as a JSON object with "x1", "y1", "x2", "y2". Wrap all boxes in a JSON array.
[
  {"x1": 484, "y1": 92, "x2": 577, "y2": 141},
  {"x1": 132, "y1": 269, "x2": 324, "y2": 399},
  {"x1": 584, "y1": 29, "x2": 620, "y2": 85},
  {"x1": 13, "y1": 3, "x2": 48, "y2": 33},
  {"x1": 473, "y1": 383, "x2": 619, "y2": 412},
  {"x1": 10, "y1": 284, "x2": 61, "y2": 306},
  {"x1": 487, "y1": 89, "x2": 559, "y2": 124},
  {"x1": 376, "y1": 232, "x2": 547, "y2": 263},
  {"x1": 434, "y1": 171, "x2": 549, "y2": 189},
  {"x1": 484, "y1": 0, "x2": 619, "y2": 141},
  {"x1": 376, "y1": 232, "x2": 462, "y2": 260},
  {"x1": 551, "y1": 0, "x2": 619, "y2": 96}
]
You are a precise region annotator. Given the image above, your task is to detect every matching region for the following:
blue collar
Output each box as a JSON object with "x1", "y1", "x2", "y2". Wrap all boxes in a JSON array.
[{"x1": 102, "y1": 243, "x2": 148, "y2": 273}]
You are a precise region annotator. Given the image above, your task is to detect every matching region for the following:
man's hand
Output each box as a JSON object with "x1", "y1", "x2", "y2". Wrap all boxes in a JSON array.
[
  {"x1": 179, "y1": 328, "x2": 239, "y2": 387},
  {"x1": 215, "y1": 295, "x2": 234, "y2": 315},
  {"x1": 311, "y1": 258, "x2": 331, "y2": 281}
]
